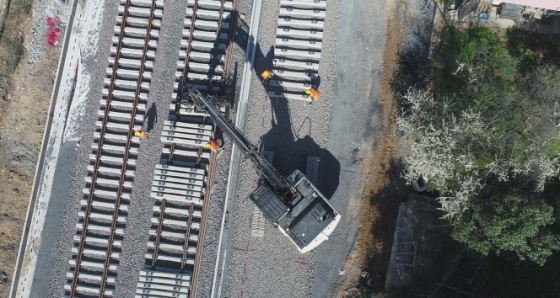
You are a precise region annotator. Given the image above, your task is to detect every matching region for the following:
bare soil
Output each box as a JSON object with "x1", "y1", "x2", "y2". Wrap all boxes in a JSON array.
[
  {"x1": 336, "y1": 0, "x2": 411, "y2": 296},
  {"x1": 0, "y1": 0, "x2": 59, "y2": 295}
]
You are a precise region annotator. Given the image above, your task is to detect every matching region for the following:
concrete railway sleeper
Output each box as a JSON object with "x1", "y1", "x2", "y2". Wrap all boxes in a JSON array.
[
  {"x1": 66, "y1": 0, "x2": 162, "y2": 296},
  {"x1": 269, "y1": 0, "x2": 327, "y2": 101}
]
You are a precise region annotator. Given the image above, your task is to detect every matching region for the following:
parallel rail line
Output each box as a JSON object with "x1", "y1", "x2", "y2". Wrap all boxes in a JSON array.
[
  {"x1": 175, "y1": 1, "x2": 238, "y2": 294},
  {"x1": 135, "y1": 0, "x2": 239, "y2": 297},
  {"x1": 66, "y1": 0, "x2": 162, "y2": 296},
  {"x1": 100, "y1": 0, "x2": 157, "y2": 295}
]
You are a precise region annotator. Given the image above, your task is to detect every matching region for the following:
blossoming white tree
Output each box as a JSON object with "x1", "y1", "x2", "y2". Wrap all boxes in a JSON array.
[{"x1": 398, "y1": 87, "x2": 560, "y2": 219}]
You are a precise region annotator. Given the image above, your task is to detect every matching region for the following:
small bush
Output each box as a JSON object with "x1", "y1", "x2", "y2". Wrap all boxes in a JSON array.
[{"x1": 4, "y1": 38, "x2": 23, "y2": 73}]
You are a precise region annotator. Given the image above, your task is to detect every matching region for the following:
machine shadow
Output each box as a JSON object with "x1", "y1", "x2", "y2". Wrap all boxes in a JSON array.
[
  {"x1": 227, "y1": 12, "x2": 339, "y2": 196},
  {"x1": 259, "y1": 98, "x2": 340, "y2": 199}
]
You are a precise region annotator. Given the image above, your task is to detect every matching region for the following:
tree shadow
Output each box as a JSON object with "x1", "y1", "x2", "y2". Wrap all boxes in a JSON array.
[
  {"x1": 391, "y1": 0, "x2": 434, "y2": 112},
  {"x1": 363, "y1": 159, "x2": 409, "y2": 292},
  {"x1": 394, "y1": 24, "x2": 432, "y2": 90},
  {"x1": 259, "y1": 97, "x2": 340, "y2": 198},
  {"x1": 506, "y1": 27, "x2": 560, "y2": 68},
  {"x1": 146, "y1": 102, "x2": 157, "y2": 132}
]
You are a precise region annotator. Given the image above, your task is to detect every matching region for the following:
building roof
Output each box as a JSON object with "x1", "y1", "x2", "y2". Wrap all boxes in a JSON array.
[
  {"x1": 501, "y1": 3, "x2": 524, "y2": 19},
  {"x1": 501, "y1": 0, "x2": 560, "y2": 11}
]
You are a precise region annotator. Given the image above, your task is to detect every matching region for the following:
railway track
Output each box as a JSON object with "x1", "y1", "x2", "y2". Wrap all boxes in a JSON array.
[
  {"x1": 135, "y1": 0, "x2": 238, "y2": 297},
  {"x1": 64, "y1": 0, "x2": 162, "y2": 296},
  {"x1": 268, "y1": 0, "x2": 327, "y2": 101},
  {"x1": 175, "y1": 0, "x2": 238, "y2": 96}
]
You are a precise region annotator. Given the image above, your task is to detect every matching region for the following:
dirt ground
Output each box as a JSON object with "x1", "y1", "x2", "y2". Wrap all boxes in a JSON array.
[
  {"x1": 335, "y1": 0, "x2": 411, "y2": 296},
  {"x1": 0, "y1": 0, "x2": 59, "y2": 295}
]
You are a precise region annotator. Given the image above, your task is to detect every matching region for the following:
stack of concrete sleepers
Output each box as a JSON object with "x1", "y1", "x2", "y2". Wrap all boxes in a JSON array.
[
  {"x1": 134, "y1": 156, "x2": 208, "y2": 296},
  {"x1": 135, "y1": 269, "x2": 191, "y2": 298}
]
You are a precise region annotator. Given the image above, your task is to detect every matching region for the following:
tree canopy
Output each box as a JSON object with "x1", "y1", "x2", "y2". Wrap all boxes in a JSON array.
[
  {"x1": 453, "y1": 192, "x2": 560, "y2": 265},
  {"x1": 397, "y1": 26, "x2": 560, "y2": 264}
]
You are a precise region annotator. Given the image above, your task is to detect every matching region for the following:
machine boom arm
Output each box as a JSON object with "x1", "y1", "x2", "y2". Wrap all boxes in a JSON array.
[{"x1": 187, "y1": 88, "x2": 291, "y2": 196}]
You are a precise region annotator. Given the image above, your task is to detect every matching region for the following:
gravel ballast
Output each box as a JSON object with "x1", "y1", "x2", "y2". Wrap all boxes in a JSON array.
[{"x1": 111, "y1": 0, "x2": 190, "y2": 296}]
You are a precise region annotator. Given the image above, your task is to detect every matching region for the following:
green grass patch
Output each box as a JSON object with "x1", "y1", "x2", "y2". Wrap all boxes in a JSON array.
[
  {"x1": 3, "y1": 38, "x2": 23, "y2": 75},
  {"x1": 473, "y1": 153, "x2": 492, "y2": 170}
]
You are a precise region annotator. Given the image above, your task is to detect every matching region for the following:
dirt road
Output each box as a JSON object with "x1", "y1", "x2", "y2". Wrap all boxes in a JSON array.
[{"x1": 336, "y1": 0, "x2": 436, "y2": 295}]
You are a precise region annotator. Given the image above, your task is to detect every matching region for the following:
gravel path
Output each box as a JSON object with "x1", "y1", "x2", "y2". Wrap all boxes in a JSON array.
[
  {"x1": 194, "y1": 0, "x2": 257, "y2": 295},
  {"x1": 311, "y1": 0, "x2": 389, "y2": 296}
]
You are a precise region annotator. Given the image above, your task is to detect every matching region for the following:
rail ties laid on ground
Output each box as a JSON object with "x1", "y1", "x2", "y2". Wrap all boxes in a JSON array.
[
  {"x1": 176, "y1": 0, "x2": 235, "y2": 95},
  {"x1": 135, "y1": 155, "x2": 208, "y2": 298},
  {"x1": 268, "y1": 0, "x2": 327, "y2": 101},
  {"x1": 65, "y1": 0, "x2": 163, "y2": 297},
  {"x1": 136, "y1": 116, "x2": 219, "y2": 298},
  {"x1": 135, "y1": 1, "x2": 238, "y2": 297}
]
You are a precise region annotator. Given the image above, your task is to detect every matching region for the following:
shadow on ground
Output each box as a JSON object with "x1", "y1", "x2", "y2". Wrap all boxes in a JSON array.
[
  {"x1": 258, "y1": 97, "x2": 340, "y2": 199},
  {"x1": 234, "y1": 13, "x2": 274, "y2": 89},
  {"x1": 391, "y1": 0, "x2": 434, "y2": 113},
  {"x1": 229, "y1": 13, "x2": 339, "y2": 196},
  {"x1": 361, "y1": 160, "x2": 408, "y2": 293},
  {"x1": 146, "y1": 102, "x2": 157, "y2": 132}
]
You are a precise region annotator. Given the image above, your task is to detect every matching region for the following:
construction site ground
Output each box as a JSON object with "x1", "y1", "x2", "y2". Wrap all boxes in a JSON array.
[{"x1": 0, "y1": 0, "x2": 437, "y2": 297}]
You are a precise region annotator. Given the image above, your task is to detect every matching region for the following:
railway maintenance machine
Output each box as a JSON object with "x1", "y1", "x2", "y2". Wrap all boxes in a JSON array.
[{"x1": 187, "y1": 88, "x2": 341, "y2": 253}]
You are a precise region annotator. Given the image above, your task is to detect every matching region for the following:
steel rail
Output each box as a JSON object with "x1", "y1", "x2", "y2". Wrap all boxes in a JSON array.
[
  {"x1": 221, "y1": 0, "x2": 239, "y2": 94},
  {"x1": 190, "y1": 151, "x2": 217, "y2": 297},
  {"x1": 182, "y1": 0, "x2": 199, "y2": 85},
  {"x1": 181, "y1": 202, "x2": 195, "y2": 271},
  {"x1": 99, "y1": 0, "x2": 158, "y2": 295},
  {"x1": 190, "y1": 1, "x2": 239, "y2": 295},
  {"x1": 197, "y1": 147, "x2": 203, "y2": 164},
  {"x1": 168, "y1": 143, "x2": 176, "y2": 162},
  {"x1": 152, "y1": 199, "x2": 167, "y2": 267},
  {"x1": 69, "y1": 0, "x2": 132, "y2": 295},
  {"x1": 215, "y1": 0, "x2": 226, "y2": 38}
]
